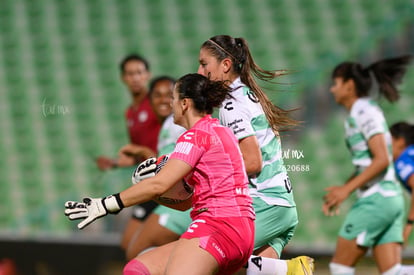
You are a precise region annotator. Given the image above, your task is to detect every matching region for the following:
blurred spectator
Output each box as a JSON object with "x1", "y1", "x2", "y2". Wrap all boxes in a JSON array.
[
  {"x1": 96, "y1": 54, "x2": 160, "y2": 170},
  {"x1": 94, "y1": 54, "x2": 161, "y2": 252}
]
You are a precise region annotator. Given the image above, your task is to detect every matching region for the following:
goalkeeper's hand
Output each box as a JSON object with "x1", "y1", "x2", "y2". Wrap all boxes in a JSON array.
[
  {"x1": 64, "y1": 194, "x2": 124, "y2": 229},
  {"x1": 132, "y1": 157, "x2": 157, "y2": 184}
]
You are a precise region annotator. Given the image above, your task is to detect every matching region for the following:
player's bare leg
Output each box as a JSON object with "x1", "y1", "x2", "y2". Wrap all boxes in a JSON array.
[
  {"x1": 121, "y1": 219, "x2": 143, "y2": 251},
  {"x1": 125, "y1": 238, "x2": 218, "y2": 275},
  {"x1": 126, "y1": 213, "x2": 180, "y2": 260}
]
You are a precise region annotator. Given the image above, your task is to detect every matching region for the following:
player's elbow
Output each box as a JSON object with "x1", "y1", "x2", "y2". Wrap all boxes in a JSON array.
[
  {"x1": 373, "y1": 155, "x2": 390, "y2": 172},
  {"x1": 245, "y1": 160, "x2": 262, "y2": 176}
]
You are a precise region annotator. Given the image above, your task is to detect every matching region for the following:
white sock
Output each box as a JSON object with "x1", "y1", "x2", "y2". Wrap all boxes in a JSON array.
[
  {"x1": 401, "y1": 264, "x2": 414, "y2": 275},
  {"x1": 329, "y1": 262, "x2": 355, "y2": 275},
  {"x1": 246, "y1": 256, "x2": 287, "y2": 275},
  {"x1": 382, "y1": 264, "x2": 401, "y2": 275}
]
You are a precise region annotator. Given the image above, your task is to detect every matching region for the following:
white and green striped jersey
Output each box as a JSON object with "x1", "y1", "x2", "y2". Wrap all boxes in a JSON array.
[
  {"x1": 219, "y1": 77, "x2": 295, "y2": 207},
  {"x1": 345, "y1": 97, "x2": 401, "y2": 198},
  {"x1": 157, "y1": 114, "x2": 186, "y2": 156}
]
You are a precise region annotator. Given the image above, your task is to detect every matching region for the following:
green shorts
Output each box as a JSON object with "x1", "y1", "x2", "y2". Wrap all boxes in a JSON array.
[
  {"x1": 252, "y1": 197, "x2": 298, "y2": 256},
  {"x1": 154, "y1": 205, "x2": 192, "y2": 235},
  {"x1": 339, "y1": 193, "x2": 404, "y2": 247}
]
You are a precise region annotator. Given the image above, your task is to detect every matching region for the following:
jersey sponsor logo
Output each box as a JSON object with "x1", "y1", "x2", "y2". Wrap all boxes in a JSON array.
[
  {"x1": 235, "y1": 187, "x2": 249, "y2": 195},
  {"x1": 175, "y1": 142, "x2": 193, "y2": 155},
  {"x1": 228, "y1": 118, "x2": 243, "y2": 127},
  {"x1": 224, "y1": 101, "x2": 234, "y2": 111},
  {"x1": 212, "y1": 242, "x2": 226, "y2": 259},
  {"x1": 138, "y1": 111, "x2": 148, "y2": 123},
  {"x1": 234, "y1": 127, "x2": 246, "y2": 135},
  {"x1": 361, "y1": 118, "x2": 379, "y2": 136},
  {"x1": 227, "y1": 118, "x2": 246, "y2": 135},
  {"x1": 183, "y1": 132, "x2": 195, "y2": 140}
]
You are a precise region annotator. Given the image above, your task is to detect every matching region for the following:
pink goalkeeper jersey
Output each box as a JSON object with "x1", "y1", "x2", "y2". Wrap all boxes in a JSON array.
[{"x1": 170, "y1": 115, "x2": 255, "y2": 220}]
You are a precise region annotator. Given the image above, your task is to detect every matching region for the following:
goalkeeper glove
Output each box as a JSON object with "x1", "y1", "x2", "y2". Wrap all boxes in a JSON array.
[
  {"x1": 131, "y1": 157, "x2": 157, "y2": 184},
  {"x1": 64, "y1": 193, "x2": 124, "y2": 229}
]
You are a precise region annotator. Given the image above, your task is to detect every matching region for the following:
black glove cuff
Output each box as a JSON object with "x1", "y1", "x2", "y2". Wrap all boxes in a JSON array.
[
  {"x1": 102, "y1": 193, "x2": 124, "y2": 214},
  {"x1": 114, "y1": 193, "x2": 125, "y2": 209}
]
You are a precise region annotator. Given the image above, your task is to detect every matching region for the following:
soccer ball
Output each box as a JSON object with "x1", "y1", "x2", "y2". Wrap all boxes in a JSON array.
[
  {"x1": 155, "y1": 154, "x2": 193, "y2": 204},
  {"x1": 136, "y1": 154, "x2": 194, "y2": 205}
]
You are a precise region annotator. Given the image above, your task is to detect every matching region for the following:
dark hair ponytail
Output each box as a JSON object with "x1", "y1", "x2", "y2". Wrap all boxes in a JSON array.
[
  {"x1": 332, "y1": 55, "x2": 412, "y2": 102},
  {"x1": 368, "y1": 55, "x2": 412, "y2": 102},
  {"x1": 201, "y1": 35, "x2": 298, "y2": 132},
  {"x1": 390, "y1": 121, "x2": 414, "y2": 145},
  {"x1": 176, "y1": 73, "x2": 233, "y2": 114}
]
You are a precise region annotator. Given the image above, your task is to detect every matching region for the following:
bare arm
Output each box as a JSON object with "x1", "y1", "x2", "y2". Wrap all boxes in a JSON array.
[
  {"x1": 238, "y1": 135, "x2": 262, "y2": 176},
  {"x1": 343, "y1": 133, "x2": 390, "y2": 193},
  {"x1": 120, "y1": 158, "x2": 192, "y2": 207},
  {"x1": 323, "y1": 133, "x2": 390, "y2": 215},
  {"x1": 119, "y1": 143, "x2": 157, "y2": 160}
]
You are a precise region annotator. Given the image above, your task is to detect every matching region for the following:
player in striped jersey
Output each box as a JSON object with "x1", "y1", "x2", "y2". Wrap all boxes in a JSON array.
[
  {"x1": 323, "y1": 56, "x2": 413, "y2": 275},
  {"x1": 390, "y1": 122, "x2": 414, "y2": 245},
  {"x1": 198, "y1": 35, "x2": 313, "y2": 275}
]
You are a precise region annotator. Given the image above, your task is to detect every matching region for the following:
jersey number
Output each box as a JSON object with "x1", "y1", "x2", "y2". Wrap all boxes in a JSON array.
[{"x1": 284, "y1": 177, "x2": 292, "y2": 193}]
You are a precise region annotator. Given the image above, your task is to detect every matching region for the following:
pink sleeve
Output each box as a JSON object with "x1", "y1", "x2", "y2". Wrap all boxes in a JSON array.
[{"x1": 170, "y1": 129, "x2": 206, "y2": 167}]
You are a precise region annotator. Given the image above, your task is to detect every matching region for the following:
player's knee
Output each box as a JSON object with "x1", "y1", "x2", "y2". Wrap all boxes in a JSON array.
[
  {"x1": 329, "y1": 262, "x2": 355, "y2": 275},
  {"x1": 123, "y1": 259, "x2": 151, "y2": 275}
]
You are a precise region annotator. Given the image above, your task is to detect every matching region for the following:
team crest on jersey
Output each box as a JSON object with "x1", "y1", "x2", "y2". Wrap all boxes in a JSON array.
[{"x1": 138, "y1": 111, "x2": 148, "y2": 122}]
